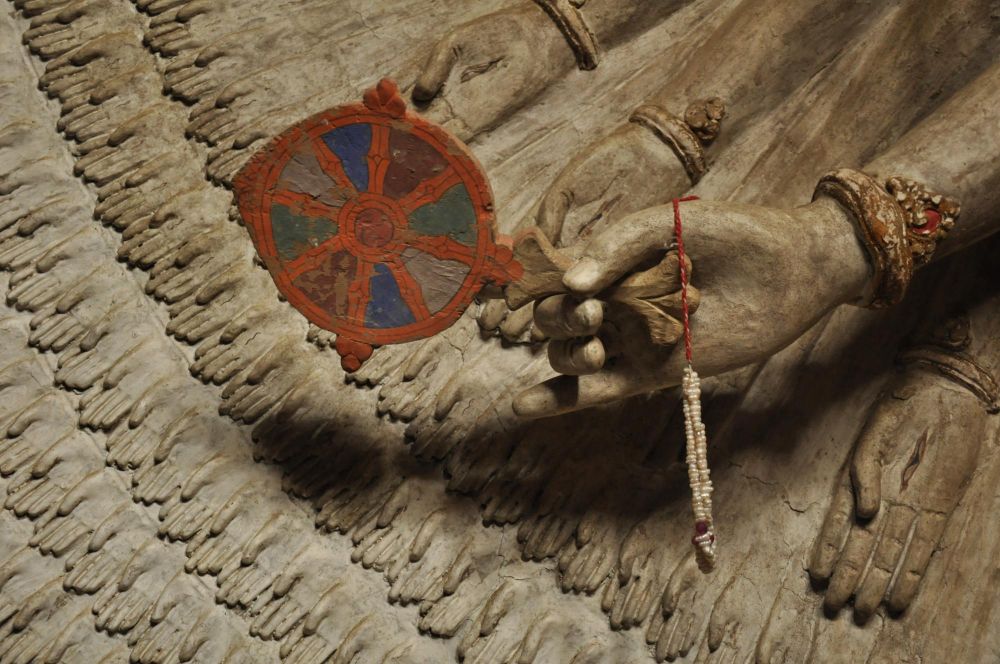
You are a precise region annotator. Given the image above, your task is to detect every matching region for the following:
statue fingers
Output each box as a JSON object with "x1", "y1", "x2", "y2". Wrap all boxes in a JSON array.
[
  {"x1": 499, "y1": 305, "x2": 535, "y2": 342},
  {"x1": 533, "y1": 295, "x2": 603, "y2": 340},
  {"x1": 662, "y1": 552, "x2": 699, "y2": 616},
  {"x1": 535, "y1": 127, "x2": 641, "y2": 247},
  {"x1": 401, "y1": 337, "x2": 448, "y2": 382},
  {"x1": 653, "y1": 612, "x2": 678, "y2": 662},
  {"x1": 807, "y1": 466, "x2": 854, "y2": 582},
  {"x1": 517, "y1": 614, "x2": 559, "y2": 663},
  {"x1": 625, "y1": 576, "x2": 660, "y2": 629},
  {"x1": 433, "y1": 377, "x2": 465, "y2": 420},
  {"x1": 822, "y1": 519, "x2": 877, "y2": 613},
  {"x1": 559, "y1": 543, "x2": 591, "y2": 591},
  {"x1": 887, "y1": 511, "x2": 947, "y2": 613},
  {"x1": 754, "y1": 580, "x2": 818, "y2": 664},
  {"x1": 676, "y1": 613, "x2": 699, "y2": 661},
  {"x1": 850, "y1": 408, "x2": 896, "y2": 520},
  {"x1": 412, "y1": 31, "x2": 459, "y2": 102},
  {"x1": 705, "y1": 614, "x2": 740, "y2": 658},
  {"x1": 547, "y1": 338, "x2": 606, "y2": 376},
  {"x1": 529, "y1": 324, "x2": 549, "y2": 343},
  {"x1": 512, "y1": 368, "x2": 638, "y2": 419},
  {"x1": 536, "y1": 184, "x2": 572, "y2": 246},
  {"x1": 852, "y1": 505, "x2": 916, "y2": 622},
  {"x1": 582, "y1": 546, "x2": 615, "y2": 594},
  {"x1": 563, "y1": 207, "x2": 677, "y2": 297},
  {"x1": 477, "y1": 299, "x2": 508, "y2": 333}
]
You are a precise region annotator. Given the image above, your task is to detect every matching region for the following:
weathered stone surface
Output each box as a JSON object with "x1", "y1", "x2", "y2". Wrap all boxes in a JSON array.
[{"x1": 1, "y1": 1, "x2": 999, "y2": 663}]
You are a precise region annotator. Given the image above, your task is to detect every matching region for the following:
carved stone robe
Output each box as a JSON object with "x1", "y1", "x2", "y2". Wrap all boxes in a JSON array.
[{"x1": 0, "y1": 0, "x2": 998, "y2": 662}]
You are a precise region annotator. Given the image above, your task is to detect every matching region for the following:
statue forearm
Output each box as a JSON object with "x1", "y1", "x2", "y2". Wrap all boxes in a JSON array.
[
  {"x1": 531, "y1": 0, "x2": 692, "y2": 71},
  {"x1": 611, "y1": 0, "x2": 878, "y2": 211},
  {"x1": 865, "y1": 61, "x2": 1000, "y2": 259},
  {"x1": 640, "y1": 0, "x2": 874, "y2": 126},
  {"x1": 577, "y1": 0, "x2": 693, "y2": 48},
  {"x1": 806, "y1": 61, "x2": 1000, "y2": 310},
  {"x1": 966, "y1": 292, "x2": 1000, "y2": 392}
]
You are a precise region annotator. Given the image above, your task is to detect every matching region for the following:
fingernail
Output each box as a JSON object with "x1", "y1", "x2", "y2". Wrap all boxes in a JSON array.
[
  {"x1": 512, "y1": 388, "x2": 552, "y2": 419},
  {"x1": 856, "y1": 492, "x2": 879, "y2": 520},
  {"x1": 574, "y1": 337, "x2": 605, "y2": 374},
  {"x1": 564, "y1": 258, "x2": 601, "y2": 294},
  {"x1": 412, "y1": 83, "x2": 436, "y2": 102},
  {"x1": 570, "y1": 299, "x2": 603, "y2": 335}
]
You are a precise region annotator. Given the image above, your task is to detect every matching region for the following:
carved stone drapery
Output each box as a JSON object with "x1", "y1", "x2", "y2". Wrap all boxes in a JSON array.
[{"x1": 1, "y1": 1, "x2": 999, "y2": 663}]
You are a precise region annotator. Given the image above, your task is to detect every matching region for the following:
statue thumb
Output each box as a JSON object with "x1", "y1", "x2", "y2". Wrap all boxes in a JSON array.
[
  {"x1": 413, "y1": 34, "x2": 458, "y2": 103},
  {"x1": 850, "y1": 444, "x2": 882, "y2": 520},
  {"x1": 562, "y1": 257, "x2": 608, "y2": 296},
  {"x1": 563, "y1": 206, "x2": 677, "y2": 297}
]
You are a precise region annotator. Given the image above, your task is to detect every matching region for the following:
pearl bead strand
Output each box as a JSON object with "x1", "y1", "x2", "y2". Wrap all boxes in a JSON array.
[
  {"x1": 682, "y1": 366, "x2": 715, "y2": 571},
  {"x1": 672, "y1": 196, "x2": 716, "y2": 572}
]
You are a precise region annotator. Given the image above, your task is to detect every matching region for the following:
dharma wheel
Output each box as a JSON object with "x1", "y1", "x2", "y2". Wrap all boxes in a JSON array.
[{"x1": 235, "y1": 79, "x2": 519, "y2": 371}]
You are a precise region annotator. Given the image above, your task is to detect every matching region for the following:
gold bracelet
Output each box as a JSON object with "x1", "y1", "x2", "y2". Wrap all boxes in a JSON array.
[
  {"x1": 629, "y1": 98, "x2": 726, "y2": 185},
  {"x1": 897, "y1": 313, "x2": 999, "y2": 412},
  {"x1": 532, "y1": 0, "x2": 600, "y2": 70},
  {"x1": 813, "y1": 169, "x2": 960, "y2": 309}
]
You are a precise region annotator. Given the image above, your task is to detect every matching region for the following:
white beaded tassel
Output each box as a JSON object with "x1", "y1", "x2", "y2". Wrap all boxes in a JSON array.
[
  {"x1": 672, "y1": 195, "x2": 716, "y2": 571},
  {"x1": 682, "y1": 366, "x2": 716, "y2": 572}
]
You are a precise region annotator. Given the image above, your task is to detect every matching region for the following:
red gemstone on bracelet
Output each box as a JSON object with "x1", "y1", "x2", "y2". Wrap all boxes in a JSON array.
[
  {"x1": 695, "y1": 521, "x2": 709, "y2": 535},
  {"x1": 918, "y1": 209, "x2": 941, "y2": 234}
]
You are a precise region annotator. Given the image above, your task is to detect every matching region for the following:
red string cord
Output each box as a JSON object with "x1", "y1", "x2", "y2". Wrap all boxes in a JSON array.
[{"x1": 672, "y1": 196, "x2": 700, "y2": 364}]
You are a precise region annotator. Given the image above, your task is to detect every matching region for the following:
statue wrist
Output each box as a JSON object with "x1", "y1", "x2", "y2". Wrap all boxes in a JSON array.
[
  {"x1": 802, "y1": 196, "x2": 872, "y2": 305},
  {"x1": 628, "y1": 98, "x2": 726, "y2": 185},
  {"x1": 812, "y1": 169, "x2": 960, "y2": 309},
  {"x1": 898, "y1": 312, "x2": 1000, "y2": 413},
  {"x1": 531, "y1": 0, "x2": 600, "y2": 70}
]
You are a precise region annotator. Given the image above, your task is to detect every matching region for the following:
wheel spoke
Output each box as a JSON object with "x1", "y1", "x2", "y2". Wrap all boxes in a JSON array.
[
  {"x1": 347, "y1": 259, "x2": 375, "y2": 325},
  {"x1": 408, "y1": 234, "x2": 477, "y2": 267},
  {"x1": 285, "y1": 235, "x2": 346, "y2": 280},
  {"x1": 367, "y1": 125, "x2": 392, "y2": 195},
  {"x1": 398, "y1": 167, "x2": 462, "y2": 215},
  {"x1": 386, "y1": 258, "x2": 432, "y2": 320},
  {"x1": 311, "y1": 136, "x2": 360, "y2": 194},
  {"x1": 271, "y1": 189, "x2": 344, "y2": 219}
]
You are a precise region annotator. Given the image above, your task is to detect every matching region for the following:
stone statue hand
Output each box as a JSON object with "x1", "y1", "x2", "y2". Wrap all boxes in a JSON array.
[
  {"x1": 512, "y1": 197, "x2": 870, "y2": 418},
  {"x1": 534, "y1": 123, "x2": 691, "y2": 248},
  {"x1": 808, "y1": 366, "x2": 990, "y2": 620},
  {"x1": 477, "y1": 119, "x2": 697, "y2": 341},
  {"x1": 412, "y1": 4, "x2": 573, "y2": 140}
]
